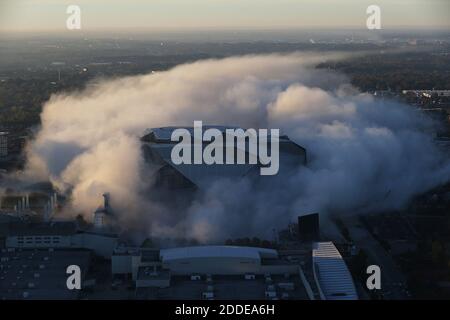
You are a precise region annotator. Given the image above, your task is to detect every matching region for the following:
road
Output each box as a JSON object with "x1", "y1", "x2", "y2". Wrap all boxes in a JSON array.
[{"x1": 341, "y1": 215, "x2": 410, "y2": 300}]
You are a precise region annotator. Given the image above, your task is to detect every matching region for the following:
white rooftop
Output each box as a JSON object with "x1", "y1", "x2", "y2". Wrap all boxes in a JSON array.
[{"x1": 312, "y1": 242, "x2": 358, "y2": 300}]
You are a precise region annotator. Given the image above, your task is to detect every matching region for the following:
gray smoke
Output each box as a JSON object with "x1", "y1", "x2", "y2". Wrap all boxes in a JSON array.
[{"x1": 17, "y1": 53, "x2": 450, "y2": 242}]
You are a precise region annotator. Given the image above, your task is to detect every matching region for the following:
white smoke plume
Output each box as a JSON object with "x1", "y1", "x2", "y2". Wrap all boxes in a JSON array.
[{"x1": 18, "y1": 53, "x2": 450, "y2": 242}]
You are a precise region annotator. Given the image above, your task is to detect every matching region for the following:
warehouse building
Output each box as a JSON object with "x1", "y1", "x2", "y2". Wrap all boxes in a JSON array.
[
  {"x1": 3, "y1": 221, "x2": 118, "y2": 258},
  {"x1": 160, "y1": 246, "x2": 300, "y2": 275},
  {"x1": 113, "y1": 245, "x2": 316, "y2": 299},
  {"x1": 112, "y1": 245, "x2": 301, "y2": 287}
]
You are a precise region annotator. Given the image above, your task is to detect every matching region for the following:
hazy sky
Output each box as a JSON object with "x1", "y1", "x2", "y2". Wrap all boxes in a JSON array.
[{"x1": 0, "y1": 0, "x2": 449, "y2": 32}]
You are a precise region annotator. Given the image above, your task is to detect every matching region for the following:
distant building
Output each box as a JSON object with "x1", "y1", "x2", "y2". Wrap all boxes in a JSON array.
[{"x1": 402, "y1": 90, "x2": 450, "y2": 97}]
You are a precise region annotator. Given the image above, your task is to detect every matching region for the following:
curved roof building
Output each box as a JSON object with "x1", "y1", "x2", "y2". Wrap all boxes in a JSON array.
[
  {"x1": 160, "y1": 245, "x2": 278, "y2": 261},
  {"x1": 158, "y1": 245, "x2": 297, "y2": 275},
  {"x1": 312, "y1": 242, "x2": 358, "y2": 300}
]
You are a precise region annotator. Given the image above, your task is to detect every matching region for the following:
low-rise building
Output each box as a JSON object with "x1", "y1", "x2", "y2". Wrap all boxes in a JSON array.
[{"x1": 3, "y1": 221, "x2": 118, "y2": 258}]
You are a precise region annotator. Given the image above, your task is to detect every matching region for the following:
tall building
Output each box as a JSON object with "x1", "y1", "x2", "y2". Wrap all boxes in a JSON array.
[{"x1": 298, "y1": 213, "x2": 320, "y2": 242}]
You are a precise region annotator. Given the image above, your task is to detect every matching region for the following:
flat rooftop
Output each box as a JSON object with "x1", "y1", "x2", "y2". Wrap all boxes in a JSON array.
[
  {"x1": 0, "y1": 248, "x2": 91, "y2": 300},
  {"x1": 137, "y1": 267, "x2": 170, "y2": 281},
  {"x1": 5, "y1": 221, "x2": 77, "y2": 237},
  {"x1": 136, "y1": 274, "x2": 309, "y2": 300}
]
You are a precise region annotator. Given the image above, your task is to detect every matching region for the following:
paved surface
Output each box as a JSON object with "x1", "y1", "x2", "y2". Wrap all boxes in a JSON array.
[
  {"x1": 0, "y1": 248, "x2": 91, "y2": 300},
  {"x1": 136, "y1": 275, "x2": 309, "y2": 300},
  {"x1": 342, "y1": 215, "x2": 410, "y2": 300}
]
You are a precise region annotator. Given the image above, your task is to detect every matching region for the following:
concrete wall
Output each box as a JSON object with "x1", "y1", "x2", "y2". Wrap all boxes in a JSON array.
[
  {"x1": 136, "y1": 278, "x2": 170, "y2": 288},
  {"x1": 259, "y1": 264, "x2": 298, "y2": 275},
  {"x1": 71, "y1": 233, "x2": 117, "y2": 258}
]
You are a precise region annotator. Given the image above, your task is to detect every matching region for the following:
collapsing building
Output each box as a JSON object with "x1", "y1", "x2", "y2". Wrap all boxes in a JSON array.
[{"x1": 141, "y1": 126, "x2": 307, "y2": 189}]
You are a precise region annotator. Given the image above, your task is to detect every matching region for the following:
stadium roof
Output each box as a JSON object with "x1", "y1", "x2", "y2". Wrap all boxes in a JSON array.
[
  {"x1": 312, "y1": 242, "x2": 358, "y2": 300},
  {"x1": 141, "y1": 125, "x2": 307, "y2": 188},
  {"x1": 142, "y1": 126, "x2": 241, "y2": 143},
  {"x1": 141, "y1": 126, "x2": 294, "y2": 145}
]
